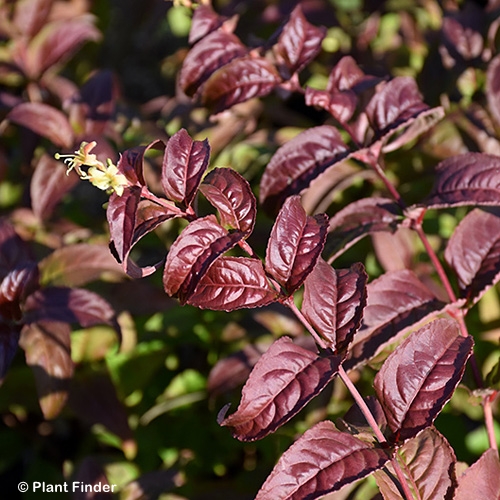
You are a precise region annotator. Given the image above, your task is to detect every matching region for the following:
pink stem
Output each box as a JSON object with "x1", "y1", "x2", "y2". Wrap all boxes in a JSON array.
[{"x1": 484, "y1": 392, "x2": 499, "y2": 452}]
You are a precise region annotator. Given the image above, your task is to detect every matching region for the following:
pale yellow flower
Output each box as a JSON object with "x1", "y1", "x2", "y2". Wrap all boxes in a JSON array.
[{"x1": 55, "y1": 142, "x2": 129, "y2": 196}]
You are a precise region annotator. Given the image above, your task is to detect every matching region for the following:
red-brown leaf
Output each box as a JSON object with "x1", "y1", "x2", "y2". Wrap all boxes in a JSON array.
[
  {"x1": 219, "y1": 336, "x2": 341, "y2": 440},
  {"x1": 255, "y1": 420, "x2": 389, "y2": 500},
  {"x1": 374, "y1": 318, "x2": 473, "y2": 443}
]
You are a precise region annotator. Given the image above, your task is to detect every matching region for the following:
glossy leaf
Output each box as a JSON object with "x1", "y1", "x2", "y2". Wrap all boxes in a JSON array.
[
  {"x1": 255, "y1": 420, "x2": 389, "y2": 500},
  {"x1": 163, "y1": 215, "x2": 241, "y2": 299},
  {"x1": 219, "y1": 336, "x2": 341, "y2": 440},
  {"x1": 39, "y1": 243, "x2": 124, "y2": 287},
  {"x1": 487, "y1": 54, "x2": 500, "y2": 128},
  {"x1": 374, "y1": 427, "x2": 456, "y2": 500},
  {"x1": 445, "y1": 208, "x2": 500, "y2": 303},
  {"x1": 20, "y1": 321, "x2": 73, "y2": 419},
  {"x1": 305, "y1": 86, "x2": 358, "y2": 124},
  {"x1": 265, "y1": 196, "x2": 328, "y2": 294},
  {"x1": 8, "y1": 102, "x2": 74, "y2": 148},
  {"x1": 374, "y1": 318, "x2": 473, "y2": 443},
  {"x1": 132, "y1": 199, "x2": 179, "y2": 244},
  {"x1": 327, "y1": 56, "x2": 379, "y2": 95},
  {"x1": 23, "y1": 287, "x2": 117, "y2": 328},
  {"x1": 454, "y1": 448, "x2": 500, "y2": 500},
  {"x1": 345, "y1": 270, "x2": 447, "y2": 370},
  {"x1": 326, "y1": 197, "x2": 401, "y2": 262},
  {"x1": 116, "y1": 143, "x2": 156, "y2": 187},
  {"x1": 187, "y1": 257, "x2": 277, "y2": 311},
  {"x1": 188, "y1": 4, "x2": 228, "y2": 45},
  {"x1": 259, "y1": 126, "x2": 350, "y2": 214},
  {"x1": 302, "y1": 258, "x2": 367, "y2": 353},
  {"x1": 0, "y1": 263, "x2": 39, "y2": 321},
  {"x1": 273, "y1": 5, "x2": 326, "y2": 76},
  {"x1": 201, "y1": 56, "x2": 281, "y2": 114},
  {"x1": 179, "y1": 30, "x2": 247, "y2": 96},
  {"x1": 365, "y1": 77, "x2": 429, "y2": 139},
  {"x1": 31, "y1": 154, "x2": 79, "y2": 221},
  {"x1": 423, "y1": 153, "x2": 500, "y2": 208},
  {"x1": 199, "y1": 168, "x2": 256, "y2": 234},
  {"x1": 162, "y1": 128, "x2": 210, "y2": 207}
]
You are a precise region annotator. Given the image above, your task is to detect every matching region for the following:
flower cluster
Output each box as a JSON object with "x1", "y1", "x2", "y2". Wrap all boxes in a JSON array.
[{"x1": 55, "y1": 141, "x2": 129, "y2": 196}]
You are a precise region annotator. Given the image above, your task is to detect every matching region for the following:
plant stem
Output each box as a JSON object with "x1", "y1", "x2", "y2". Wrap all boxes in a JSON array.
[{"x1": 483, "y1": 392, "x2": 499, "y2": 452}]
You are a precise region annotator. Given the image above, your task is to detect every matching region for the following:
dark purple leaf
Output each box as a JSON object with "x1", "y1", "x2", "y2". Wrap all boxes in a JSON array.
[
  {"x1": 445, "y1": 208, "x2": 500, "y2": 304},
  {"x1": 188, "y1": 4, "x2": 229, "y2": 45},
  {"x1": 39, "y1": 243, "x2": 124, "y2": 287},
  {"x1": 345, "y1": 270, "x2": 447, "y2": 371},
  {"x1": 219, "y1": 336, "x2": 341, "y2": 440},
  {"x1": 0, "y1": 322, "x2": 21, "y2": 382},
  {"x1": 31, "y1": 154, "x2": 79, "y2": 221},
  {"x1": 199, "y1": 168, "x2": 256, "y2": 234},
  {"x1": 305, "y1": 86, "x2": 358, "y2": 124},
  {"x1": 72, "y1": 457, "x2": 113, "y2": 500},
  {"x1": 162, "y1": 128, "x2": 210, "y2": 207},
  {"x1": 8, "y1": 102, "x2": 74, "y2": 148},
  {"x1": 273, "y1": 5, "x2": 326, "y2": 76},
  {"x1": 454, "y1": 448, "x2": 500, "y2": 500},
  {"x1": 19, "y1": 321, "x2": 73, "y2": 419},
  {"x1": 0, "y1": 263, "x2": 39, "y2": 320},
  {"x1": 441, "y1": 13, "x2": 484, "y2": 62},
  {"x1": 68, "y1": 371, "x2": 134, "y2": 455},
  {"x1": 0, "y1": 218, "x2": 34, "y2": 280},
  {"x1": 302, "y1": 258, "x2": 367, "y2": 353},
  {"x1": 265, "y1": 196, "x2": 328, "y2": 294},
  {"x1": 374, "y1": 427, "x2": 456, "y2": 500},
  {"x1": 23, "y1": 287, "x2": 117, "y2": 328},
  {"x1": 163, "y1": 215, "x2": 242, "y2": 301},
  {"x1": 25, "y1": 17, "x2": 101, "y2": 78},
  {"x1": 201, "y1": 56, "x2": 281, "y2": 114},
  {"x1": 327, "y1": 56, "x2": 379, "y2": 95},
  {"x1": 326, "y1": 197, "x2": 401, "y2": 262},
  {"x1": 374, "y1": 318, "x2": 473, "y2": 443},
  {"x1": 255, "y1": 420, "x2": 389, "y2": 500},
  {"x1": 179, "y1": 30, "x2": 247, "y2": 96},
  {"x1": 107, "y1": 187, "x2": 141, "y2": 264},
  {"x1": 259, "y1": 125, "x2": 350, "y2": 215},
  {"x1": 365, "y1": 77, "x2": 429, "y2": 139},
  {"x1": 487, "y1": 54, "x2": 500, "y2": 128},
  {"x1": 423, "y1": 153, "x2": 500, "y2": 208},
  {"x1": 187, "y1": 257, "x2": 277, "y2": 311},
  {"x1": 132, "y1": 199, "x2": 179, "y2": 244}
]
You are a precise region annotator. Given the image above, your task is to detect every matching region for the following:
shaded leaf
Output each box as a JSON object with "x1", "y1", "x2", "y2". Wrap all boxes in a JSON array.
[
  {"x1": 20, "y1": 321, "x2": 73, "y2": 419},
  {"x1": 374, "y1": 318, "x2": 473, "y2": 443},
  {"x1": 163, "y1": 215, "x2": 242, "y2": 300},
  {"x1": 132, "y1": 199, "x2": 179, "y2": 244},
  {"x1": 72, "y1": 457, "x2": 113, "y2": 500},
  {"x1": 202, "y1": 56, "x2": 281, "y2": 114},
  {"x1": 162, "y1": 128, "x2": 210, "y2": 207},
  {"x1": 39, "y1": 243, "x2": 124, "y2": 287},
  {"x1": 25, "y1": 16, "x2": 101, "y2": 78},
  {"x1": 179, "y1": 30, "x2": 247, "y2": 96},
  {"x1": 345, "y1": 270, "x2": 448, "y2": 371},
  {"x1": 0, "y1": 218, "x2": 34, "y2": 280},
  {"x1": 255, "y1": 420, "x2": 389, "y2": 500},
  {"x1": 338, "y1": 395, "x2": 387, "y2": 440},
  {"x1": 265, "y1": 196, "x2": 328, "y2": 294},
  {"x1": 199, "y1": 167, "x2": 256, "y2": 234},
  {"x1": 259, "y1": 126, "x2": 350, "y2": 214},
  {"x1": 31, "y1": 154, "x2": 79, "y2": 221},
  {"x1": 445, "y1": 208, "x2": 500, "y2": 304},
  {"x1": 423, "y1": 153, "x2": 500, "y2": 208},
  {"x1": 0, "y1": 323, "x2": 21, "y2": 383},
  {"x1": 326, "y1": 197, "x2": 401, "y2": 262},
  {"x1": 487, "y1": 54, "x2": 500, "y2": 128},
  {"x1": 302, "y1": 258, "x2": 367, "y2": 353},
  {"x1": 8, "y1": 102, "x2": 73, "y2": 148},
  {"x1": 121, "y1": 469, "x2": 180, "y2": 500},
  {"x1": 365, "y1": 77, "x2": 429, "y2": 139},
  {"x1": 441, "y1": 13, "x2": 483, "y2": 63},
  {"x1": 274, "y1": 5, "x2": 326, "y2": 76},
  {"x1": 187, "y1": 257, "x2": 277, "y2": 311},
  {"x1": 0, "y1": 262, "x2": 39, "y2": 321},
  {"x1": 219, "y1": 336, "x2": 341, "y2": 440},
  {"x1": 454, "y1": 448, "x2": 500, "y2": 500},
  {"x1": 374, "y1": 427, "x2": 456, "y2": 500},
  {"x1": 23, "y1": 287, "x2": 117, "y2": 328}
]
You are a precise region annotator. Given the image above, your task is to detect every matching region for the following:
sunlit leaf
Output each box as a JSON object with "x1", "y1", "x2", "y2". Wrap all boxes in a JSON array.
[
  {"x1": 302, "y1": 258, "x2": 367, "y2": 353},
  {"x1": 219, "y1": 336, "x2": 341, "y2": 440},
  {"x1": 374, "y1": 318, "x2": 473, "y2": 443},
  {"x1": 265, "y1": 196, "x2": 328, "y2": 294},
  {"x1": 255, "y1": 420, "x2": 389, "y2": 500},
  {"x1": 187, "y1": 257, "x2": 277, "y2": 311}
]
